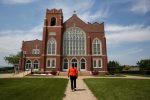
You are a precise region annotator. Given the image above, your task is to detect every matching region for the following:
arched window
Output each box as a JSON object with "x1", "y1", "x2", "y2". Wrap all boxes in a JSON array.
[
  {"x1": 92, "y1": 38, "x2": 101, "y2": 55},
  {"x1": 33, "y1": 60, "x2": 39, "y2": 69},
  {"x1": 80, "y1": 58, "x2": 85, "y2": 70},
  {"x1": 47, "y1": 59, "x2": 56, "y2": 68},
  {"x1": 50, "y1": 17, "x2": 56, "y2": 26},
  {"x1": 63, "y1": 27, "x2": 86, "y2": 55},
  {"x1": 25, "y1": 60, "x2": 31, "y2": 70},
  {"x1": 71, "y1": 58, "x2": 77, "y2": 67},
  {"x1": 63, "y1": 58, "x2": 68, "y2": 69},
  {"x1": 47, "y1": 39, "x2": 56, "y2": 55}
]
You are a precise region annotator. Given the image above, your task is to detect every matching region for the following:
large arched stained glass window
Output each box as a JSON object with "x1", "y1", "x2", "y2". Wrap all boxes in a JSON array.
[
  {"x1": 63, "y1": 27, "x2": 86, "y2": 55},
  {"x1": 47, "y1": 39, "x2": 56, "y2": 55},
  {"x1": 92, "y1": 38, "x2": 101, "y2": 55}
]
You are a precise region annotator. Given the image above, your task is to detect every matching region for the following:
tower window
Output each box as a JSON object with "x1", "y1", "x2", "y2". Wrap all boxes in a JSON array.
[{"x1": 50, "y1": 17, "x2": 56, "y2": 26}]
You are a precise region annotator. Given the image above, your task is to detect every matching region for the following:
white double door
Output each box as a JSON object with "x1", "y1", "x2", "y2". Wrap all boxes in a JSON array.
[{"x1": 63, "y1": 58, "x2": 86, "y2": 71}]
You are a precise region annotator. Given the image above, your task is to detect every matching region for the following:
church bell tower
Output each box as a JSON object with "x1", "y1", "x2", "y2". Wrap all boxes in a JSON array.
[{"x1": 41, "y1": 9, "x2": 63, "y2": 71}]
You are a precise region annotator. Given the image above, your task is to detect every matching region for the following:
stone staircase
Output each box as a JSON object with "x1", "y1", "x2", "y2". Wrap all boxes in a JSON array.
[
  {"x1": 58, "y1": 71, "x2": 91, "y2": 76},
  {"x1": 78, "y1": 71, "x2": 91, "y2": 76},
  {"x1": 13, "y1": 71, "x2": 31, "y2": 77}
]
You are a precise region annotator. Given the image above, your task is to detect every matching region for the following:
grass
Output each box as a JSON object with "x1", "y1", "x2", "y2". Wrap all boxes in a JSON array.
[
  {"x1": 0, "y1": 78, "x2": 68, "y2": 100},
  {"x1": 84, "y1": 78, "x2": 150, "y2": 100},
  {"x1": 124, "y1": 74, "x2": 150, "y2": 77},
  {"x1": 97, "y1": 74, "x2": 126, "y2": 77}
]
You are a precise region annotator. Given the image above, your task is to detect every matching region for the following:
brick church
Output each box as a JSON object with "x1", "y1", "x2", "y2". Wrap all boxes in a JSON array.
[{"x1": 19, "y1": 8, "x2": 108, "y2": 73}]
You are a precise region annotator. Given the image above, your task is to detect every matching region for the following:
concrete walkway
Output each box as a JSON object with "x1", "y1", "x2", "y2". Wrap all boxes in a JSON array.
[
  {"x1": 62, "y1": 75, "x2": 150, "y2": 100},
  {"x1": 1, "y1": 73, "x2": 150, "y2": 100},
  {"x1": 63, "y1": 77, "x2": 97, "y2": 100}
]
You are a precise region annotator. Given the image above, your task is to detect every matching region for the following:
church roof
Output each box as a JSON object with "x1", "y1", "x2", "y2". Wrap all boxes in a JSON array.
[{"x1": 64, "y1": 14, "x2": 104, "y2": 33}]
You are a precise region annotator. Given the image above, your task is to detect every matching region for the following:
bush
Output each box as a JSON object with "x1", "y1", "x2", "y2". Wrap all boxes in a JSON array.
[
  {"x1": 0, "y1": 67, "x2": 14, "y2": 74},
  {"x1": 123, "y1": 66, "x2": 130, "y2": 70},
  {"x1": 92, "y1": 70, "x2": 99, "y2": 75},
  {"x1": 137, "y1": 59, "x2": 150, "y2": 72},
  {"x1": 108, "y1": 61, "x2": 123, "y2": 74},
  {"x1": 50, "y1": 70, "x2": 57, "y2": 75}
]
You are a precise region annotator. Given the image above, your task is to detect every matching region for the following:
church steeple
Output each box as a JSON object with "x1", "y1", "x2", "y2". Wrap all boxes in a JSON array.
[{"x1": 44, "y1": 9, "x2": 63, "y2": 26}]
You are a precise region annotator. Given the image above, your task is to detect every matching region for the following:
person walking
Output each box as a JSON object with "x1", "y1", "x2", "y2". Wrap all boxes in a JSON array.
[{"x1": 68, "y1": 64, "x2": 78, "y2": 92}]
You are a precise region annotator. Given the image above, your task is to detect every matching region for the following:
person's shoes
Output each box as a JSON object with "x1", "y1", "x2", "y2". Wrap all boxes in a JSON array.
[
  {"x1": 71, "y1": 89, "x2": 74, "y2": 92},
  {"x1": 74, "y1": 88, "x2": 76, "y2": 91}
]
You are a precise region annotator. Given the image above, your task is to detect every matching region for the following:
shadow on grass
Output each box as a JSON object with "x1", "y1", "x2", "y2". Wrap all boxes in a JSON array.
[{"x1": 93, "y1": 74, "x2": 126, "y2": 77}]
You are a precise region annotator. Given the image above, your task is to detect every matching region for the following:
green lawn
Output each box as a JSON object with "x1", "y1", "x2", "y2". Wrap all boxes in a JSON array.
[
  {"x1": 0, "y1": 78, "x2": 68, "y2": 100},
  {"x1": 84, "y1": 78, "x2": 150, "y2": 100},
  {"x1": 97, "y1": 74, "x2": 126, "y2": 77},
  {"x1": 125, "y1": 74, "x2": 150, "y2": 77}
]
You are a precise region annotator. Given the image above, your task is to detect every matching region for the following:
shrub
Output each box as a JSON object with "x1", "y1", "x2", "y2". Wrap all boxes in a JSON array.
[
  {"x1": 92, "y1": 70, "x2": 99, "y2": 75},
  {"x1": 50, "y1": 70, "x2": 57, "y2": 75}
]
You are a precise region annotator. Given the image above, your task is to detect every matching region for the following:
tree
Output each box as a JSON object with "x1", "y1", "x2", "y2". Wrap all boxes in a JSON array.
[
  {"x1": 4, "y1": 52, "x2": 20, "y2": 65},
  {"x1": 137, "y1": 59, "x2": 150, "y2": 74},
  {"x1": 108, "y1": 60, "x2": 121, "y2": 75}
]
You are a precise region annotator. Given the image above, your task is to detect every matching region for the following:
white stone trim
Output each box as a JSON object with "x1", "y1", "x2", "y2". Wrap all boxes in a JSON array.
[
  {"x1": 62, "y1": 58, "x2": 69, "y2": 71},
  {"x1": 79, "y1": 57, "x2": 86, "y2": 71},
  {"x1": 47, "y1": 38, "x2": 57, "y2": 55},
  {"x1": 26, "y1": 57, "x2": 40, "y2": 59},
  {"x1": 93, "y1": 58, "x2": 102, "y2": 68},
  {"x1": 46, "y1": 58, "x2": 56, "y2": 68},
  {"x1": 92, "y1": 38, "x2": 102, "y2": 55},
  {"x1": 33, "y1": 59, "x2": 40, "y2": 70}
]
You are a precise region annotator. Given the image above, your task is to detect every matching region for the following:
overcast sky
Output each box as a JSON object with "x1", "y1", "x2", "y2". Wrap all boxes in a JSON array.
[{"x1": 0, "y1": 0, "x2": 150, "y2": 66}]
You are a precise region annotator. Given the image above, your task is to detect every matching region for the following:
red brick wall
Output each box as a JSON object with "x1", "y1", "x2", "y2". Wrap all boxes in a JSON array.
[{"x1": 20, "y1": 9, "x2": 107, "y2": 73}]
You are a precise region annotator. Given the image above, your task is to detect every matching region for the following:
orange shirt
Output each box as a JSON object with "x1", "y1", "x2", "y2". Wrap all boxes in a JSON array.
[{"x1": 68, "y1": 67, "x2": 77, "y2": 76}]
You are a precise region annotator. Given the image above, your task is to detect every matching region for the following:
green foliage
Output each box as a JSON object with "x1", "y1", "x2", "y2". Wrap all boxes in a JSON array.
[
  {"x1": 84, "y1": 78, "x2": 150, "y2": 100},
  {"x1": 123, "y1": 65, "x2": 130, "y2": 70},
  {"x1": 4, "y1": 52, "x2": 20, "y2": 65},
  {"x1": 108, "y1": 60, "x2": 123, "y2": 75},
  {"x1": 0, "y1": 67, "x2": 14, "y2": 74},
  {"x1": 137, "y1": 59, "x2": 150, "y2": 71}
]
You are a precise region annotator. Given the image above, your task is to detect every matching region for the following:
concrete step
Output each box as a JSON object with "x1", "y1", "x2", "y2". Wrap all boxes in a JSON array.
[
  {"x1": 58, "y1": 72, "x2": 68, "y2": 76},
  {"x1": 13, "y1": 71, "x2": 31, "y2": 77},
  {"x1": 78, "y1": 71, "x2": 91, "y2": 76},
  {"x1": 58, "y1": 71, "x2": 91, "y2": 76}
]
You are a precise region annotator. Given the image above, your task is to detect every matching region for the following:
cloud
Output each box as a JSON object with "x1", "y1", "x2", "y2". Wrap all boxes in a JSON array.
[
  {"x1": 79, "y1": 8, "x2": 109, "y2": 22},
  {"x1": 106, "y1": 24, "x2": 150, "y2": 45},
  {"x1": 108, "y1": 47, "x2": 144, "y2": 65},
  {"x1": 130, "y1": 0, "x2": 150, "y2": 14},
  {"x1": 47, "y1": 0, "x2": 109, "y2": 22},
  {"x1": 0, "y1": 23, "x2": 42, "y2": 66},
  {"x1": 0, "y1": 0, "x2": 35, "y2": 4}
]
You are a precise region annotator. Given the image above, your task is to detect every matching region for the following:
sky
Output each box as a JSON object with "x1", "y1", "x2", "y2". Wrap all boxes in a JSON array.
[{"x1": 0, "y1": 0, "x2": 150, "y2": 67}]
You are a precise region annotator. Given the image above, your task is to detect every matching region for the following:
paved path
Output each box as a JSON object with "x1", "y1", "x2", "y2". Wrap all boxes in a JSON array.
[
  {"x1": 1, "y1": 73, "x2": 150, "y2": 100},
  {"x1": 63, "y1": 77, "x2": 97, "y2": 100},
  {"x1": 62, "y1": 75, "x2": 150, "y2": 100}
]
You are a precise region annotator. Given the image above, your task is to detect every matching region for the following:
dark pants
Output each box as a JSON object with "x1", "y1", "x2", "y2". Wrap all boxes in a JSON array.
[{"x1": 70, "y1": 76, "x2": 76, "y2": 90}]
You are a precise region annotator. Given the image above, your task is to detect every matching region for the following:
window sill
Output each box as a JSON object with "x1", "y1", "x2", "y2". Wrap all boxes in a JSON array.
[
  {"x1": 93, "y1": 67, "x2": 102, "y2": 68},
  {"x1": 46, "y1": 67, "x2": 56, "y2": 68}
]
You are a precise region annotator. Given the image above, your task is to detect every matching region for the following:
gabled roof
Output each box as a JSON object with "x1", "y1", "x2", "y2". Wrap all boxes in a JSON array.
[
  {"x1": 63, "y1": 14, "x2": 104, "y2": 33},
  {"x1": 64, "y1": 14, "x2": 87, "y2": 25}
]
